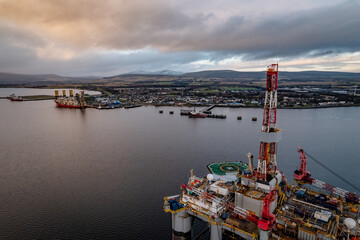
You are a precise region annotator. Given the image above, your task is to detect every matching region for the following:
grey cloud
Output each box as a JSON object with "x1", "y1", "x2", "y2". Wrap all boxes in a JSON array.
[
  {"x1": 0, "y1": 0, "x2": 359, "y2": 75},
  {"x1": 0, "y1": 48, "x2": 211, "y2": 76},
  {"x1": 4, "y1": 0, "x2": 358, "y2": 56},
  {"x1": 307, "y1": 49, "x2": 341, "y2": 57},
  {"x1": 2, "y1": 1, "x2": 359, "y2": 55},
  {"x1": 240, "y1": 2, "x2": 360, "y2": 57},
  {"x1": 0, "y1": 24, "x2": 44, "y2": 71}
]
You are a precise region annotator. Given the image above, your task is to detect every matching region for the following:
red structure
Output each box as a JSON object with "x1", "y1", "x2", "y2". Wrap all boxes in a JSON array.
[
  {"x1": 257, "y1": 64, "x2": 279, "y2": 181},
  {"x1": 294, "y1": 148, "x2": 359, "y2": 202},
  {"x1": 293, "y1": 147, "x2": 312, "y2": 182},
  {"x1": 262, "y1": 64, "x2": 278, "y2": 130},
  {"x1": 257, "y1": 189, "x2": 277, "y2": 231}
]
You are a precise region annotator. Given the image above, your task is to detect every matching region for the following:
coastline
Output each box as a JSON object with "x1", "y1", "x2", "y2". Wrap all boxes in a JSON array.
[
  {"x1": 148, "y1": 103, "x2": 360, "y2": 109},
  {"x1": 1, "y1": 96, "x2": 359, "y2": 109}
]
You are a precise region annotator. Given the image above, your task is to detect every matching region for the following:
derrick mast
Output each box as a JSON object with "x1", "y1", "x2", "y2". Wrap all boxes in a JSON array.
[{"x1": 257, "y1": 64, "x2": 281, "y2": 181}]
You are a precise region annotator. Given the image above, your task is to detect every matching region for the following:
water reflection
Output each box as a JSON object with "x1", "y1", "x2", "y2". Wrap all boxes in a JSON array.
[{"x1": 0, "y1": 99, "x2": 359, "y2": 239}]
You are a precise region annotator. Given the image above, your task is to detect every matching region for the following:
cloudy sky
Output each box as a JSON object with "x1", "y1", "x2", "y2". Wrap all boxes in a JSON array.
[{"x1": 0, "y1": 0, "x2": 359, "y2": 76}]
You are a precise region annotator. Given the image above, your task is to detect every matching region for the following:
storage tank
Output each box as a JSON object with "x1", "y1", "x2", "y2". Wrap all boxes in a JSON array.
[{"x1": 344, "y1": 218, "x2": 356, "y2": 230}]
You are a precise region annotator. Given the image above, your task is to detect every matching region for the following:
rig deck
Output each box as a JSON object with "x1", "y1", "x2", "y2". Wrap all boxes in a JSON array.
[{"x1": 163, "y1": 64, "x2": 360, "y2": 240}]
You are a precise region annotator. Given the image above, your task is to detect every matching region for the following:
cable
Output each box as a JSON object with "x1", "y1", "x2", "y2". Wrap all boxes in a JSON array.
[{"x1": 303, "y1": 150, "x2": 360, "y2": 194}]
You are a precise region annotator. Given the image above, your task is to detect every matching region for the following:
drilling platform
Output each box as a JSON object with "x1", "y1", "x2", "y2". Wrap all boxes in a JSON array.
[
  {"x1": 163, "y1": 64, "x2": 360, "y2": 240},
  {"x1": 54, "y1": 89, "x2": 86, "y2": 108}
]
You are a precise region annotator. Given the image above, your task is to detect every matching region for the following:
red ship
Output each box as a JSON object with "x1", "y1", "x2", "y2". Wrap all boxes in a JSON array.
[
  {"x1": 9, "y1": 94, "x2": 23, "y2": 101},
  {"x1": 188, "y1": 110, "x2": 207, "y2": 118}
]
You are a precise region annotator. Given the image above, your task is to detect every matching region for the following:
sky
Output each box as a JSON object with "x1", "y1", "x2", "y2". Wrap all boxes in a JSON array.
[{"x1": 0, "y1": 0, "x2": 359, "y2": 76}]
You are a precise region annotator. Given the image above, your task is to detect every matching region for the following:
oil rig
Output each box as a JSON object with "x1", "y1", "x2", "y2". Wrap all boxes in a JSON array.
[
  {"x1": 163, "y1": 64, "x2": 360, "y2": 240},
  {"x1": 54, "y1": 90, "x2": 86, "y2": 108}
]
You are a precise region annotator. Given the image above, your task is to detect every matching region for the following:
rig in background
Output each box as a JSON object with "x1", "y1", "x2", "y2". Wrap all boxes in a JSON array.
[{"x1": 54, "y1": 90, "x2": 86, "y2": 109}]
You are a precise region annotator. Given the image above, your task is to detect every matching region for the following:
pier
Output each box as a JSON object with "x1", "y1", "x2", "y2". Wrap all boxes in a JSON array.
[
  {"x1": 180, "y1": 105, "x2": 226, "y2": 119},
  {"x1": 124, "y1": 104, "x2": 142, "y2": 109},
  {"x1": 206, "y1": 114, "x2": 226, "y2": 119},
  {"x1": 201, "y1": 105, "x2": 216, "y2": 114},
  {"x1": 2, "y1": 95, "x2": 55, "y2": 101}
]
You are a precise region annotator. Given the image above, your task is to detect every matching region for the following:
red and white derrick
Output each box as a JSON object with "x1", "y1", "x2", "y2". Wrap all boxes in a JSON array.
[{"x1": 257, "y1": 64, "x2": 281, "y2": 181}]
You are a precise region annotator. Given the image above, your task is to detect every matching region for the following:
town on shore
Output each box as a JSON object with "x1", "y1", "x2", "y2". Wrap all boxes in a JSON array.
[
  {"x1": 1, "y1": 70, "x2": 359, "y2": 109},
  {"x1": 83, "y1": 85, "x2": 360, "y2": 109}
]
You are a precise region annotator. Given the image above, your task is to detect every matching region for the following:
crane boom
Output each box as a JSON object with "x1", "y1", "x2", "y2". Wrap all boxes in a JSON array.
[{"x1": 294, "y1": 147, "x2": 360, "y2": 203}]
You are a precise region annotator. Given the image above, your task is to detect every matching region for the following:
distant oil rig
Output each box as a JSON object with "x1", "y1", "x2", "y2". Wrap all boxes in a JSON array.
[
  {"x1": 54, "y1": 90, "x2": 86, "y2": 109},
  {"x1": 163, "y1": 64, "x2": 360, "y2": 240}
]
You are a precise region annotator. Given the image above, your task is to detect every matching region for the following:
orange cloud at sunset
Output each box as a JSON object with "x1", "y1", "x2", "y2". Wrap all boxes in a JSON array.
[{"x1": 0, "y1": 0, "x2": 359, "y2": 75}]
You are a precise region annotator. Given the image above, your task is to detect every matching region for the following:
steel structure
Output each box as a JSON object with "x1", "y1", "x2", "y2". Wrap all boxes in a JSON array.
[
  {"x1": 257, "y1": 64, "x2": 279, "y2": 181},
  {"x1": 294, "y1": 147, "x2": 360, "y2": 201},
  {"x1": 293, "y1": 147, "x2": 312, "y2": 182},
  {"x1": 163, "y1": 64, "x2": 360, "y2": 240},
  {"x1": 183, "y1": 184, "x2": 277, "y2": 231}
]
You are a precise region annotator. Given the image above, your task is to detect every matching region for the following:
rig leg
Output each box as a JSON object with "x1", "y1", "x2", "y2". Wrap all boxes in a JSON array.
[
  {"x1": 259, "y1": 229, "x2": 270, "y2": 240},
  {"x1": 172, "y1": 210, "x2": 193, "y2": 240},
  {"x1": 210, "y1": 222, "x2": 222, "y2": 240}
]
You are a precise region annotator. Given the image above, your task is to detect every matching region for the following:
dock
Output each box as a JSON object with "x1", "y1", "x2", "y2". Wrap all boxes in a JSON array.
[
  {"x1": 124, "y1": 104, "x2": 142, "y2": 109},
  {"x1": 181, "y1": 105, "x2": 217, "y2": 115},
  {"x1": 201, "y1": 105, "x2": 216, "y2": 113},
  {"x1": 2, "y1": 95, "x2": 55, "y2": 101},
  {"x1": 180, "y1": 109, "x2": 192, "y2": 115},
  {"x1": 206, "y1": 114, "x2": 226, "y2": 119},
  {"x1": 180, "y1": 106, "x2": 226, "y2": 119}
]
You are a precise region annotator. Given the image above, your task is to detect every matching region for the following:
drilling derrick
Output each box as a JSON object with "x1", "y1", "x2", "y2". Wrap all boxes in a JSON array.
[{"x1": 257, "y1": 64, "x2": 281, "y2": 181}]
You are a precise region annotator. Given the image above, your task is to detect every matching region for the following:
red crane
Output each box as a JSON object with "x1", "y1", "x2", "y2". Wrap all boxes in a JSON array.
[
  {"x1": 257, "y1": 64, "x2": 279, "y2": 181},
  {"x1": 294, "y1": 147, "x2": 360, "y2": 203},
  {"x1": 293, "y1": 147, "x2": 312, "y2": 183},
  {"x1": 257, "y1": 189, "x2": 277, "y2": 231}
]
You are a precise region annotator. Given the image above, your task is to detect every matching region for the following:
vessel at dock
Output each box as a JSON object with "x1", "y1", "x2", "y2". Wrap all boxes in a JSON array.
[
  {"x1": 163, "y1": 64, "x2": 360, "y2": 240},
  {"x1": 9, "y1": 93, "x2": 23, "y2": 101},
  {"x1": 188, "y1": 110, "x2": 207, "y2": 118},
  {"x1": 183, "y1": 105, "x2": 219, "y2": 118},
  {"x1": 54, "y1": 90, "x2": 86, "y2": 109}
]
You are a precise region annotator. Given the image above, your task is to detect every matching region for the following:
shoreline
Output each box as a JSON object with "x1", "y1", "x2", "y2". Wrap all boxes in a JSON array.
[
  {"x1": 1, "y1": 96, "x2": 359, "y2": 109},
  {"x1": 145, "y1": 103, "x2": 360, "y2": 109}
]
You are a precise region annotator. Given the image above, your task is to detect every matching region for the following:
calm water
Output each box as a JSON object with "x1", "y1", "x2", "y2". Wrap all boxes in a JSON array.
[{"x1": 0, "y1": 89, "x2": 359, "y2": 239}]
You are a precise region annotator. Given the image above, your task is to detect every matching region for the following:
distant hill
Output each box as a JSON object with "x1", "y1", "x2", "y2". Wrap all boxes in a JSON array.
[
  {"x1": 123, "y1": 70, "x2": 184, "y2": 76},
  {"x1": 182, "y1": 70, "x2": 264, "y2": 79},
  {"x1": 104, "y1": 70, "x2": 360, "y2": 82},
  {"x1": 182, "y1": 70, "x2": 360, "y2": 81},
  {"x1": 0, "y1": 72, "x2": 98, "y2": 85},
  {"x1": 1, "y1": 70, "x2": 359, "y2": 85},
  {"x1": 277, "y1": 71, "x2": 360, "y2": 81}
]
